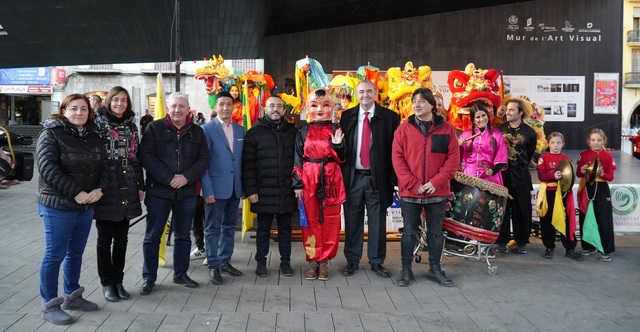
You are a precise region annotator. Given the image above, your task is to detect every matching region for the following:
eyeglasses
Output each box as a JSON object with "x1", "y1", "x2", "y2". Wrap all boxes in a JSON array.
[{"x1": 267, "y1": 104, "x2": 284, "y2": 109}]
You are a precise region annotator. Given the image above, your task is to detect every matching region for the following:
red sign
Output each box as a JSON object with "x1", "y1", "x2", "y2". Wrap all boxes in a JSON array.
[
  {"x1": 0, "y1": 85, "x2": 52, "y2": 94},
  {"x1": 55, "y1": 68, "x2": 66, "y2": 83},
  {"x1": 27, "y1": 86, "x2": 52, "y2": 93}
]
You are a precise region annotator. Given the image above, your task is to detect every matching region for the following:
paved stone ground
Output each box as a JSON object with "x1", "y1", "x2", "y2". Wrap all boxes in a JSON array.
[{"x1": 1, "y1": 150, "x2": 639, "y2": 331}]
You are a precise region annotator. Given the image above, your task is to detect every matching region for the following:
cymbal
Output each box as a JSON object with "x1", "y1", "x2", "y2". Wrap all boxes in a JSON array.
[
  {"x1": 557, "y1": 159, "x2": 575, "y2": 192},
  {"x1": 585, "y1": 157, "x2": 600, "y2": 185}
]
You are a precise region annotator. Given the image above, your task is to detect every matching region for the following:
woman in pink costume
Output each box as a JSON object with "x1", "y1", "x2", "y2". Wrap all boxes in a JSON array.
[
  {"x1": 457, "y1": 104, "x2": 508, "y2": 185},
  {"x1": 292, "y1": 89, "x2": 346, "y2": 281}
]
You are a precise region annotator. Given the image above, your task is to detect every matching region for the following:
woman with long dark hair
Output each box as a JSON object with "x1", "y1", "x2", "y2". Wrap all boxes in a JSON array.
[
  {"x1": 457, "y1": 104, "x2": 508, "y2": 185},
  {"x1": 93, "y1": 86, "x2": 144, "y2": 302}
]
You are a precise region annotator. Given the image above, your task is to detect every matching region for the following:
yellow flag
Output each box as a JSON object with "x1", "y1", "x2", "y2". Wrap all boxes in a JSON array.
[
  {"x1": 155, "y1": 73, "x2": 166, "y2": 120},
  {"x1": 158, "y1": 221, "x2": 169, "y2": 267},
  {"x1": 241, "y1": 81, "x2": 256, "y2": 240},
  {"x1": 551, "y1": 183, "x2": 567, "y2": 238},
  {"x1": 241, "y1": 199, "x2": 254, "y2": 241}
]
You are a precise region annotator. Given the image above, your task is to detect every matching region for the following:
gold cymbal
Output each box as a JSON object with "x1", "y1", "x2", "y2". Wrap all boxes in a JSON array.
[{"x1": 557, "y1": 159, "x2": 575, "y2": 192}]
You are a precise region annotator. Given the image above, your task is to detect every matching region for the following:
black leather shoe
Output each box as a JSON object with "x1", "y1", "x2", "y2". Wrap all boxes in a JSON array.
[
  {"x1": 173, "y1": 275, "x2": 199, "y2": 288},
  {"x1": 139, "y1": 280, "x2": 155, "y2": 295},
  {"x1": 103, "y1": 285, "x2": 119, "y2": 302},
  {"x1": 115, "y1": 283, "x2": 130, "y2": 300},
  {"x1": 209, "y1": 268, "x2": 223, "y2": 285},
  {"x1": 370, "y1": 263, "x2": 391, "y2": 278},
  {"x1": 220, "y1": 262, "x2": 243, "y2": 277},
  {"x1": 341, "y1": 262, "x2": 359, "y2": 276}
]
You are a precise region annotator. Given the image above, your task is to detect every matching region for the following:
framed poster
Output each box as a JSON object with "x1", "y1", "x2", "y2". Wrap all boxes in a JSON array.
[{"x1": 593, "y1": 73, "x2": 619, "y2": 114}]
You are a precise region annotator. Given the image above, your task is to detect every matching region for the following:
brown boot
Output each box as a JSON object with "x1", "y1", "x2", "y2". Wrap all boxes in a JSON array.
[
  {"x1": 305, "y1": 260, "x2": 319, "y2": 280},
  {"x1": 318, "y1": 261, "x2": 329, "y2": 281}
]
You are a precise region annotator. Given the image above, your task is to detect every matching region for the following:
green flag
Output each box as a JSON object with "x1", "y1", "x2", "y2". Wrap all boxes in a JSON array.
[{"x1": 582, "y1": 200, "x2": 604, "y2": 253}]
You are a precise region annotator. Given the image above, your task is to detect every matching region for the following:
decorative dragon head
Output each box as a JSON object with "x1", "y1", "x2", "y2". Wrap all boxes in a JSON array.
[
  {"x1": 387, "y1": 61, "x2": 432, "y2": 120},
  {"x1": 446, "y1": 63, "x2": 501, "y2": 131},
  {"x1": 195, "y1": 54, "x2": 232, "y2": 95}
]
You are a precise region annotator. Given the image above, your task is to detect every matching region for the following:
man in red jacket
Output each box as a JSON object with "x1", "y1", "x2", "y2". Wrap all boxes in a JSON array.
[{"x1": 392, "y1": 88, "x2": 459, "y2": 287}]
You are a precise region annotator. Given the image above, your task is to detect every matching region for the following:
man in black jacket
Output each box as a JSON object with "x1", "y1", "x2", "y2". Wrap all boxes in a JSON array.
[
  {"x1": 138, "y1": 92, "x2": 210, "y2": 295},
  {"x1": 242, "y1": 96, "x2": 297, "y2": 277},
  {"x1": 340, "y1": 80, "x2": 400, "y2": 278}
]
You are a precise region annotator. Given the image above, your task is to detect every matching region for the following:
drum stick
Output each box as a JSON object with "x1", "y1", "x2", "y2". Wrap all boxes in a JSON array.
[{"x1": 464, "y1": 132, "x2": 482, "y2": 142}]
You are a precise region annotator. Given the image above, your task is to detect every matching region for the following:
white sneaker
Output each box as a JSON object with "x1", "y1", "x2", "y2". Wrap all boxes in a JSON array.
[
  {"x1": 190, "y1": 248, "x2": 205, "y2": 260},
  {"x1": 202, "y1": 257, "x2": 208, "y2": 265}
]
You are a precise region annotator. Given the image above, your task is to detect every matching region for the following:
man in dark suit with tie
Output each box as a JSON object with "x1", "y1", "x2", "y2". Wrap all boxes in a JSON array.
[{"x1": 340, "y1": 80, "x2": 400, "y2": 278}]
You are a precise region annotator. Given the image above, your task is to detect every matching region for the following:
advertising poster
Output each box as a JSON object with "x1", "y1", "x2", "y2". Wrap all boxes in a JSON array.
[
  {"x1": 593, "y1": 72, "x2": 619, "y2": 114},
  {"x1": 503, "y1": 75, "x2": 585, "y2": 122},
  {"x1": 0, "y1": 67, "x2": 50, "y2": 85}
]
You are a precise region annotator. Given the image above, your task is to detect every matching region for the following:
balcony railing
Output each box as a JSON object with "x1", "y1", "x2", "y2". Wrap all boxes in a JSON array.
[
  {"x1": 140, "y1": 62, "x2": 176, "y2": 74},
  {"x1": 90, "y1": 64, "x2": 113, "y2": 70},
  {"x1": 73, "y1": 64, "x2": 121, "y2": 74},
  {"x1": 628, "y1": 30, "x2": 640, "y2": 43},
  {"x1": 624, "y1": 72, "x2": 640, "y2": 86}
]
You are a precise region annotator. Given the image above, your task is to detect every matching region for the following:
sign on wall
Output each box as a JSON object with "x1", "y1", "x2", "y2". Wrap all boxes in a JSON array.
[
  {"x1": 503, "y1": 75, "x2": 585, "y2": 122},
  {"x1": 0, "y1": 67, "x2": 51, "y2": 85},
  {"x1": 593, "y1": 72, "x2": 619, "y2": 114}
]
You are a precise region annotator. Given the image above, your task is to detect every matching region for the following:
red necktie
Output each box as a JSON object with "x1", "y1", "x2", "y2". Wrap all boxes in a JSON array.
[{"x1": 360, "y1": 111, "x2": 371, "y2": 168}]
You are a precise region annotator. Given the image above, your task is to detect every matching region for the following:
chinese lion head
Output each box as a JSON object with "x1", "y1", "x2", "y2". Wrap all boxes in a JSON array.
[
  {"x1": 387, "y1": 61, "x2": 432, "y2": 120},
  {"x1": 446, "y1": 63, "x2": 501, "y2": 131}
]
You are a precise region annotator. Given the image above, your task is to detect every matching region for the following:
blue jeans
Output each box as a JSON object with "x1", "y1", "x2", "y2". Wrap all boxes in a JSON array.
[
  {"x1": 399, "y1": 199, "x2": 447, "y2": 266},
  {"x1": 38, "y1": 204, "x2": 93, "y2": 302},
  {"x1": 204, "y1": 196, "x2": 239, "y2": 269},
  {"x1": 142, "y1": 194, "x2": 195, "y2": 281}
]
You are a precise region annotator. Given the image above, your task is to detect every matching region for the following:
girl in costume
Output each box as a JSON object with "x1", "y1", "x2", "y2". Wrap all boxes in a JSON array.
[
  {"x1": 228, "y1": 85, "x2": 244, "y2": 125},
  {"x1": 576, "y1": 128, "x2": 616, "y2": 261},
  {"x1": 292, "y1": 89, "x2": 346, "y2": 281},
  {"x1": 457, "y1": 104, "x2": 508, "y2": 185},
  {"x1": 535, "y1": 132, "x2": 582, "y2": 260}
]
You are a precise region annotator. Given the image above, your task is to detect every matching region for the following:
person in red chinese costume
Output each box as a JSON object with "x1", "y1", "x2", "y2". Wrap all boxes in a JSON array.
[{"x1": 292, "y1": 89, "x2": 346, "y2": 281}]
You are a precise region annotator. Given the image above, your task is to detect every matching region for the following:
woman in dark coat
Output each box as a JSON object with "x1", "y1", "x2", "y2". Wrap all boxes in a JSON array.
[
  {"x1": 94, "y1": 86, "x2": 144, "y2": 302},
  {"x1": 37, "y1": 94, "x2": 109, "y2": 325}
]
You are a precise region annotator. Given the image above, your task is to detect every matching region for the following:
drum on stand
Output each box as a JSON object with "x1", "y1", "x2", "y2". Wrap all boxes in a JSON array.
[{"x1": 443, "y1": 172, "x2": 509, "y2": 249}]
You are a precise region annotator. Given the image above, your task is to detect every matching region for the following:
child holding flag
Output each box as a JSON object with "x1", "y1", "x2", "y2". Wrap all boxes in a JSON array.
[
  {"x1": 535, "y1": 132, "x2": 582, "y2": 261},
  {"x1": 576, "y1": 128, "x2": 616, "y2": 262}
]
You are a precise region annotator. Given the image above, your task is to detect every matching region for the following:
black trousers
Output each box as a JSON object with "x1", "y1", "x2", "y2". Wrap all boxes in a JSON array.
[
  {"x1": 192, "y1": 195, "x2": 205, "y2": 250},
  {"x1": 578, "y1": 182, "x2": 615, "y2": 254},
  {"x1": 540, "y1": 190, "x2": 576, "y2": 251},
  {"x1": 343, "y1": 172, "x2": 387, "y2": 266},
  {"x1": 497, "y1": 183, "x2": 532, "y2": 246},
  {"x1": 255, "y1": 213, "x2": 292, "y2": 264},
  {"x1": 96, "y1": 219, "x2": 130, "y2": 286}
]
